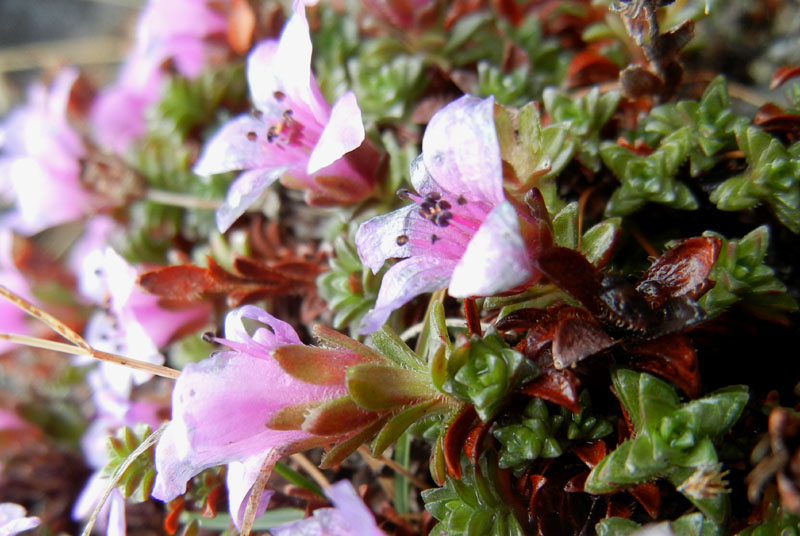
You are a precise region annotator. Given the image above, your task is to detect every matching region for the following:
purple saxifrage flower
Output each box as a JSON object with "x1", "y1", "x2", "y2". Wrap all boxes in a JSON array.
[
  {"x1": 0, "y1": 503, "x2": 40, "y2": 536},
  {"x1": 193, "y1": 0, "x2": 371, "y2": 232},
  {"x1": 355, "y1": 95, "x2": 545, "y2": 334},
  {"x1": 271, "y1": 480, "x2": 385, "y2": 536},
  {"x1": 152, "y1": 305, "x2": 371, "y2": 528},
  {"x1": 91, "y1": 0, "x2": 228, "y2": 154},
  {"x1": 0, "y1": 68, "x2": 97, "y2": 234}
]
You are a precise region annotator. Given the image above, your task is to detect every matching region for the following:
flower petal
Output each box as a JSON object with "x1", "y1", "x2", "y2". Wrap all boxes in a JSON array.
[
  {"x1": 193, "y1": 115, "x2": 282, "y2": 177},
  {"x1": 422, "y1": 95, "x2": 504, "y2": 205},
  {"x1": 358, "y1": 255, "x2": 456, "y2": 334},
  {"x1": 307, "y1": 91, "x2": 364, "y2": 174},
  {"x1": 153, "y1": 349, "x2": 346, "y2": 501},
  {"x1": 227, "y1": 451, "x2": 279, "y2": 529},
  {"x1": 216, "y1": 167, "x2": 287, "y2": 232},
  {"x1": 220, "y1": 304, "x2": 303, "y2": 351},
  {"x1": 325, "y1": 480, "x2": 384, "y2": 534},
  {"x1": 449, "y1": 201, "x2": 533, "y2": 298},
  {"x1": 355, "y1": 204, "x2": 417, "y2": 273}
]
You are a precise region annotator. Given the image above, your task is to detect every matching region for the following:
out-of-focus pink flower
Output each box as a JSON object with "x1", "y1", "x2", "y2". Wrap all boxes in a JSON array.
[
  {"x1": 0, "y1": 503, "x2": 41, "y2": 536},
  {"x1": 152, "y1": 305, "x2": 369, "y2": 528},
  {"x1": 0, "y1": 231, "x2": 33, "y2": 354},
  {"x1": 355, "y1": 95, "x2": 545, "y2": 334},
  {"x1": 72, "y1": 371, "x2": 162, "y2": 536},
  {"x1": 91, "y1": 0, "x2": 228, "y2": 154},
  {"x1": 76, "y1": 247, "x2": 209, "y2": 397},
  {"x1": 193, "y1": 0, "x2": 371, "y2": 232},
  {"x1": 271, "y1": 480, "x2": 385, "y2": 536},
  {"x1": 0, "y1": 68, "x2": 97, "y2": 234}
]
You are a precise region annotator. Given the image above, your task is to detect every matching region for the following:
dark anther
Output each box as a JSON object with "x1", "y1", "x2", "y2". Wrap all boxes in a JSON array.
[
  {"x1": 439, "y1": 200, "x2": 451, "y2": 210},
  {"x1": 396, "y1": 234, "x2": 409, "y2": 246},
  {"x1": 273, "y1": 90, "x2": 286, "y2": 101},
  {"x1": 202, "y1": 331, "x2": 216, "y2": 343},
  {"x1": 456, "y1": 195, "x2": 467, "y2": 205},
  {"x1": 267, "y1": 126, "x2": 279, "y2": 143},
  {"x1": 252, "y1": 109, "x2": 263, "y2": 119},
  {"x1": 434, "y1": 212, "x2": 452, "y2": 227},
  {"x1": 431, "y1": 234, "x2": 440, "y2": 244},
  {"x1": 246, "y1": 131, "x2": 257, "y2": 141},
  {"x1": 283, "y1": 109, "x2": 294, "y2": 122},
  {"x1": 397, "y1": 188, "x2": 412, "y2": 200},
  {"x1": 428, "y1": 191, "x2": 442, "y2": 201}
]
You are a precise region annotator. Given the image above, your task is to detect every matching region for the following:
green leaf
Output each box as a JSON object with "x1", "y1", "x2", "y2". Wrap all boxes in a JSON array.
[
  {"x1": 272, "y1": 462, "x2": 325, "y2": 498},
  {"x1": 710, "y1": 126, "x2": 800, "y2": 233},
  {"x1": 369, "y1": 325, "x2": 426, "y2": 371},
  {"x1": 601, "y1": 129, "x2": 699, "y2": 216},
  {"x1": 700, "y1": 226, "x2": 798, "y2": 321},
  {"x1": 422, "y1": 454, "x2": 525, "y2": 536},
  {"x1": 442, "y1": 330, "x2": 539, "y2": 421},
  {"x1": 346, "y1": 364, "x2": 436, "y2": 410},
  {"x1": 372, "y1": 400, "x2": 441, "y2": 457}
]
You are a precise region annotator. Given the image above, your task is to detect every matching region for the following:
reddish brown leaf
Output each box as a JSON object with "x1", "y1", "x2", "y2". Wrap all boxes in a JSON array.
[
  {"x1": 273, "y1": 346, "x2": 368, "y2": 385},
  {"x1": 164, "y1": 497, "x2": 185, "y2": 535},
  {"x1": 754, "y1": 103, "x2": 800, "y2": 139},
  {"x1": 629, "y1": 482, "x2": 661, "y2": 519},
  {"x1": 227, "y1": 0, "x2": 255, "y2": 54},
  {"x1": 771, "y1": 66, "x2": 800, "y2": 89},
  {"x1": 464, "y1": 419, "x2": 492, "y2": 468},
  {"x1": 521, "y1": 368, "x2": 582, "y2": 413},
  {"x1": 552, "y1": 309, "x2": 615, "y2": 369},
  {"x1": 606, "y1": 501, "x2": 633, "y2": 519},
  {"x1": 536, "y1": 247, "x2": 603, "y2": 316},
  {"x1": 563, "y1": 471, "x2": 588, "y2": 493},
  {"x1": 444, "y1": 0, "x2": 483, "y2": 30},
  {"x1": 627, "y1": 333, "x2": 701, "y2": 397},
  {"x1": 637, "y1": 236, "x2": 721, "y2": 307},
  {"x1": 492, "y1": 0, "x2": 523, "y2": 26},
  {"x1": 463, "y1": 297, "x2": 483, "y2": 337},
  {"x1": 527, "y1": 474, "x2": 548, "y2": 512},
  {"x1": 443, "y1": 406, "x2": 478, "y2": 479},
  {"x1": 138, "y1": 263, "x2": 225, "y2": 300},
  {"x1": 573, "y1": 440, "x2": 607, "y2": 469},
  {"x1": 301, "y1": 397, "x2": 379, "y2": 436},
  {"x1": 203, "y1": 485, "x2": 224, "y2": 518},
  {"x1": 565, "y1": 51, "x2": 620, "y2": 88}
]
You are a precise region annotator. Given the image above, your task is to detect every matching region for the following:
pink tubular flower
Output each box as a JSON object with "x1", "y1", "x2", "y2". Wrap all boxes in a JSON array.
[
  {"x1": 152, "y1": 305, "x2": 366, "y2": 528},
  {"x1": 91, "y1": 0, "x2": 228, "y2": 154},
  {"x1": 192, "y1": 0, "x2": 370, "y2": 232},
  {"x1": 0, "y1": 68, "x2": 96, "y2": 234},
  {"x1": 355, "y1": 95, "x2": 544, "y2": 334},
  {"x1": 77, "y1": 246, "x2": 210, "y2": 397},
  {"x1": 0, "y1": 503, "x2": 40, "y2": 536},
  {"x1": 271, "y1": 481, "x2": 385, "y2": 536}
]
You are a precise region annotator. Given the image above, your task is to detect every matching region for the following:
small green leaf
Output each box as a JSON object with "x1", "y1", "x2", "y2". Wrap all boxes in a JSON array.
[
  {"x1": 372, "y1": 400, "x2": 440, "y2": 457},
  {"x1": 346, "y1": 364, "x2": 436, "y2": 410},
  {"x1": 370, "y1": 325, "x2": 426, "y2": 371}
]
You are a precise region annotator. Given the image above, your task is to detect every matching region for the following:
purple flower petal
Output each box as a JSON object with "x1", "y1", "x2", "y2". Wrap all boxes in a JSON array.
[
  {"x1": 271, "y1": 481, "x2": 384, "y2": 536},
  {"x1": 226, "y1": 451, "x2": 279, "y2": 529},
  {"x1": 216, "y1": 167, "x2": 287, "y2": 232},
  {"x1": 193, "y1": 115, "x2": 287, "y2": 177},
  {"x1": 421, "y1": 95, "x2": 504, "y2": 206},
  {"x1": 449, "y1": 201, "x2": 533, "y2": 297},
  {"x1": 0, "y1": 503, "x2": 41, "y2": 536},
  {"x1": 358, "y1": 256, "x2": 456, "y2": 334},
  {"x1": 307, "y1": 91, "x2": 364, "y2": 174},
  {"x1": 355, "y1": 204, "x2": 417, "y2": 273}
]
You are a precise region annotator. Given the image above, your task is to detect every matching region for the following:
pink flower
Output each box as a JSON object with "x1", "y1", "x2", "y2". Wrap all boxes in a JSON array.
[
  {"x1": 0, "y1": 503, "x2": 40, "y2": 536},
  {"x1": 77, "y1": 246, "x2": 210, "y2": 397},
  {"x1": 0, "y1": 231, "x2": 34, "y2": 354},
  {"x1": 152, "y1": 306, "x2": 370, "y2": 528},
  {"x1": 91, "y1": 0, "x2": 228, "y2": 154},
  {"x1": 271, "y1": 481, "x2": 385, "y2": 536},
  {"x1": 355, "y1": 95, "x2": 544, "y2": 334},
  {"x1": 0, "y1": 68, "x2": 96, "y2": 234},
  {"x1": 192, "y1": 0, "x2": 370, "y2": 232},
  {"x1": 72, "y1": 371, "x2": 162, "y2": 536}
]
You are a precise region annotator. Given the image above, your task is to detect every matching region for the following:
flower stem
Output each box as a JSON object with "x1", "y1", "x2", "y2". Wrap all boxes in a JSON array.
[
  {"x1": 0, "y1": 285, "x2": 180, "y2": 379},
  {"x1": 145, "y1": 189, "x2": 222, "y2": 210}
]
